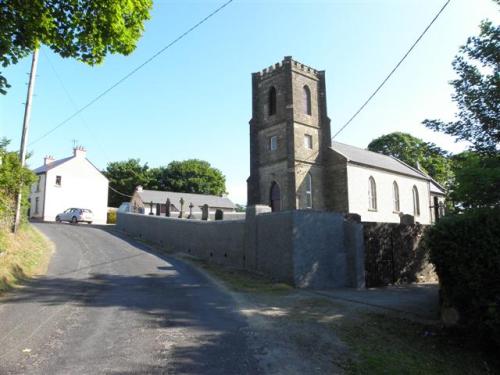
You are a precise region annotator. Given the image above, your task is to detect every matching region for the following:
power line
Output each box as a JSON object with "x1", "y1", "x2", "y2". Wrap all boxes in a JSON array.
[
  {"x1": 109, "y1": 185, "x2": 134, "y2": 198},
  {"x1": 332, "y1": 0, "x2": 452, "y2": 139},
  {"x1": 28, "y1": 0, "x2": 235, "y2": 146}
]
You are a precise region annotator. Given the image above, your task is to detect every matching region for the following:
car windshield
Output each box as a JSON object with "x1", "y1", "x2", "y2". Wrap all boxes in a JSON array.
[{"x1": 82, "y1": 209, "x2": 92, "y2": 213}]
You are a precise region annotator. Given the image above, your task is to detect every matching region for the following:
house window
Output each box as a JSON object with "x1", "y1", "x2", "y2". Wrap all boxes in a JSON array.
[
  {"x1": 268, "y1": 86, "x2": 277, "y2": 116},
  {"x1": 305, "y1": 173, "x2": 313, "y2": 209},
  {"x1": 303, "y1": 85, "x2": 312, "y2": 115},
  {"x1": 55, "y1": 175, "x2": 62, "y2": 186},
  {"x1": 368, "y1": 176, "x2": 377, "y2": 210},
  {"x1": 304, "y1": 134, "x2": 313, "y2": 149},
  {"x1": 412, "y1": 185, "x2": 420, "y2": 216},
  {"x1": 35, "y1": 197, "x2": 39, "y2": 214},
  {"x1": 393, "y1": 181, "x2": 400, "y2": 212},
  {"x1": 36, "y1": 176, "x2": 41, "y2": 192},
  {"x1": 270, "y1": 135, "x2": 278, "y2": 151}
]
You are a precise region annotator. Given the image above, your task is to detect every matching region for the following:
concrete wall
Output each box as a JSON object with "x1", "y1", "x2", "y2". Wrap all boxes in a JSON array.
[
  {"x1": 117, "y1": 206, "x2": 365, "y2": 289},
  {"x1": 347, "y1": 164, "x2": 431, "y2": 224}
]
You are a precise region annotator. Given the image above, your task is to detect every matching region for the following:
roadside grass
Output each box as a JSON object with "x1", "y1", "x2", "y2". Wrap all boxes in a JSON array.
[
  {"x1": 0, "y1": 224, "x2": 53, "y2": 294},
  {"x1": 285, "y1": 297, "x2": 497, "y2": 375},
  {"x1": 180, "y1": 256, "x2": 293, "y2": 294}
]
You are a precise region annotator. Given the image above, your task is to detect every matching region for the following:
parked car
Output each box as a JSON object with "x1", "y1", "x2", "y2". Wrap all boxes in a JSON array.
[{"x1": 56, "y1": 208, "x2": 94, "y2": 224}]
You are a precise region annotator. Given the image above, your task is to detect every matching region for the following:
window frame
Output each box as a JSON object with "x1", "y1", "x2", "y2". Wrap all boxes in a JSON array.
[
  {"x1": 303, "y1": 85, "x2": 312, "y2": 115},
  {"x1": 412, "y1": 185, "x2": 420, "y2": 216},
  {"x1": 269, "y1": 135, "x2": 278, "y2": 151},
  {"x1": 55, "y1": 175, "x2": 62, "y2": 187},
  {"x1": 268, "y1": 86, "x2": 277, "y2": 116},
  {"x1": 304, "y1": 134, "x2": 313, "y2": 149},
  {"x1": 393, "y1": 181, "x2": 400, "y2": 213},
  {"x1": 368, "y1": 176, "x2": 377, "y2": 211},
  {"x1": 305, "y1": 173, "x2": 313, "y2": 209}
]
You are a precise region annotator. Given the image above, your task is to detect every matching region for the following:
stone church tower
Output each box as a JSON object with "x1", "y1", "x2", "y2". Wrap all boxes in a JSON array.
[{"x1": 247, "y1": 56, "x2": 332, "y2": 211}]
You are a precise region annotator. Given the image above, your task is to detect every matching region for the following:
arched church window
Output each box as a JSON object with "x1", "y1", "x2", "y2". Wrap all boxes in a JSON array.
[
  {"x1": 305, "y1": 173, "x2": 313, "y2": 208},
  {"x1": 368, "y1": 177, "x2": 377, "y2": 210},
  {"x1": 270, "y1": 181, "x2": 281, "y2": 212},
  {"x1": 303, "y1": 85, "x2": 312, "y2": 115},
  {"x1": 393, "y1": 181, "x2": 400, "y2": 212},
  {"x1": 412, "y1": 185, "x2": 420, "y2": 216},
  {"x1": 268, "y1": 86, "x2": 277, "y2": 116}
]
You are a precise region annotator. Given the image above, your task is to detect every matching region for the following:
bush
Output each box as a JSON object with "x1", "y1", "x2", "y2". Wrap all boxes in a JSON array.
[
  {"x1": 107, "y1": 211, "x2": 117, "y2": 224},
  {"x1": 428, "y1": 207, "x2": 500, "y2": 346}
]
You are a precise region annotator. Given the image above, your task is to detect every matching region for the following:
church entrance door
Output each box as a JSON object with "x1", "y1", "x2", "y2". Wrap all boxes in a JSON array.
[{"x1": 270, "y1": 182, "x2": 281, "y2": 212}]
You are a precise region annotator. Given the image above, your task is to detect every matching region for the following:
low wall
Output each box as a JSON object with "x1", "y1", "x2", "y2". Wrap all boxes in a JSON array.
[
  {"x1": 363, "y1": 222, "x2": 437, "y2": 287},
  {"x1": 117, "y1": 207, "x2": 365, "y2": 289}
]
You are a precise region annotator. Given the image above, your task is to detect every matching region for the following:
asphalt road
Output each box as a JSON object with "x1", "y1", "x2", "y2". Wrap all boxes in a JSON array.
[{"x1": 0, "y1": 223, "x2": 260, "y2": 375}]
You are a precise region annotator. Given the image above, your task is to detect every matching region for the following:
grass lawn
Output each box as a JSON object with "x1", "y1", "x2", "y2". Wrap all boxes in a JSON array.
[{"x1": 0, "y1": 224, "x2": 54, "y2": 294}]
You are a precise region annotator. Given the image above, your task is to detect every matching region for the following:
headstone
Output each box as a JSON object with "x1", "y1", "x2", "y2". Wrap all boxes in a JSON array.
[
  {"x1": 345, "y1": 213, "x2": 361, "y2": 223},
  {"x1": 179, "y1": 197, "x2": 184, "y2": 218},
  {"x1": 201, "y1": 204, "x2": 209, "y2": 221},
  {"x1": 188, "y1": 202, "x2": 194, "y2": 219},
  {"x1": 215, "y1": 209, "x2": 223, "y2": 221},
  {"x1": 400, "y1": 214, "x2": 415, "y2": 225},
  {"x1": 156, "y1": 203, "x2": 161, "y2": 216},
  {"x1": 149, "y1": 201, "x2": 154, "y2": 215},
  {"x1": 165, "y1": 198, "x2": 171, "y2": 217}
]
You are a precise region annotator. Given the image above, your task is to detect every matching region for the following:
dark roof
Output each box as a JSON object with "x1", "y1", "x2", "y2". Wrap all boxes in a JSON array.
[
  {"x1": 331, "y1": 141, "x2": 429, "y2": 180},
  {"x1": 136, "y1": 190, "x2": 235, "y2": 211},
  {"x1": 33, "y1": 156, "x2": 73, "y2": 174}
]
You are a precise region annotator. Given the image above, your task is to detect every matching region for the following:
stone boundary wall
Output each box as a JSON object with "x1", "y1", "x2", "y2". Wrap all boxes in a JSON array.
[
  {"x1": 117, "y1": 207, "x2": 365, "y2": 289},
  {"x1": 363, "y1": 222, "x2": 437, "y2": 287}
]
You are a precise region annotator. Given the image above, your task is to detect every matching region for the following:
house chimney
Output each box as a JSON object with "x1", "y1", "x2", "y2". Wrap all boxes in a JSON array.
[
  {"x1": 44, "y1": 155, "x2": 55, "y2": 165},
  {"x1": 136, "y1": 185, "x2": 143, "y2": 192},
  {"x1": 73, "y1": 146, "x2": 87, "y2": 158}
]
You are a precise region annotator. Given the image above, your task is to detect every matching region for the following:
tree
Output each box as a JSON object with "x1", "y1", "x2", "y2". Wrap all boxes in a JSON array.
[
  {"x1": 0, "y1": 0, "x2": 152, "y2": 94},
  {"x1": 449, "y1": 151, "x2": 500, "y2": 209},
  {"x1": 157, "y1": 159, "x2": 226, "y2": 196},
  {"x1": 0, "y1": 138, "x2": 36, "y2": 225},
  {"x1": 423, "y1": 20, "x2": 499, "y2": 154},
  {"x1": 367, "y1": 132, "x2": 453, "y2": 186},
  {"x1": 103, "y1": 159, "x2": 152, "y2": 208}
]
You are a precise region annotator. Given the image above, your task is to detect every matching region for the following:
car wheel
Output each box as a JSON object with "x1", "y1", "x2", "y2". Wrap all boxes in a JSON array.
[
  {"x1": 71, "y1": 216, "x2": 78, "y2": 224},
  {"x1": 56, "y1": 216, "x2": 61, "y2": 223}
]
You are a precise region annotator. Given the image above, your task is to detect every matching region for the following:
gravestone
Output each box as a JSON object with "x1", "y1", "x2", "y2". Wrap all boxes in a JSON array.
[
  {"x1": 215, "y1": 209, "x2": 223, "y2": 221},
  {"x1": 201, "y1": 204, "x2": 209, "y2": 221},
  {"x1": 149, "y1": 201, "x2": 154, "y2": 215},
  {"x1": 188, "y1": 202, "x2": 194, "y2": 219},
  {"x1": 179, "y1": 198, "x2": 184, "y2": 218},
  {"x1": 400, "y1": 214, "x2": 415, "y2": 225},
  {"x1": 165, "y1": 198, "x2": 171, "y2": 217}
]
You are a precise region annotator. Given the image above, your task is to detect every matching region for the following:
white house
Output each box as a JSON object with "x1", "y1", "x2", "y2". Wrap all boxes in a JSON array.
[{"x1": 29, "y1": 147, "x2": 109, "y2": 224}]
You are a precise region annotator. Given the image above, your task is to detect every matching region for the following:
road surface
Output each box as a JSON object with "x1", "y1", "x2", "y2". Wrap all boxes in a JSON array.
[{"x1": 0, "y1": 223, "x2": 260, "y2": 374}]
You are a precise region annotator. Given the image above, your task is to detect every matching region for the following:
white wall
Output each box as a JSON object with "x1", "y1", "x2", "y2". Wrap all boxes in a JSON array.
[
  {"x1": 347, "y1": 164, "x2": 431, "y2": 224},
  {"x1": 42, "y1": 157, "x2": 108, "y2": 224},
  {"x1": 29, "y1": 174, "x2": 46, "y2": 219}
]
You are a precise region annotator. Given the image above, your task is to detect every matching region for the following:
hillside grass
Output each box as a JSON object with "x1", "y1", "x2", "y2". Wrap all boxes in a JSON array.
[{"x1": 0, "y1": 224, "x2": 53, "y2": 294}]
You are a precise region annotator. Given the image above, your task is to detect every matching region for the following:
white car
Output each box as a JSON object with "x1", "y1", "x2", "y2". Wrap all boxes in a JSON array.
[{"x1": 56, "y1": 208, "x2": 94, "y2": 224}]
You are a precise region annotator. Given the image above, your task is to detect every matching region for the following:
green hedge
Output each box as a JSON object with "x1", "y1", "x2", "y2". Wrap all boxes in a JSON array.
[{"x1": 428, "y1": 207, "x2": 500, "y2": 346}]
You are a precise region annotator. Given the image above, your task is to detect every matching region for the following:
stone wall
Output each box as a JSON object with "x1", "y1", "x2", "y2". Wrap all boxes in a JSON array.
[
  {"x1": 363, "y1": 222, "x2": 437, "y2": 287},
  {"x1": 117, "y1": 206, "x2": 365, "y2": 289}
]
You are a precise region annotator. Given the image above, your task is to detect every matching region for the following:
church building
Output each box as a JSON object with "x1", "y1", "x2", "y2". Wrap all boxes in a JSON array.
[{"x1": 247, "y1": 57, "x2": 445, "y2": 224}]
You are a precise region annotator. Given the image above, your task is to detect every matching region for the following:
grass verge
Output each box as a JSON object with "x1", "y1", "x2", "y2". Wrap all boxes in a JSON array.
[{"x1": 0, "y1": 224, "x2": 54, "y2": 294}]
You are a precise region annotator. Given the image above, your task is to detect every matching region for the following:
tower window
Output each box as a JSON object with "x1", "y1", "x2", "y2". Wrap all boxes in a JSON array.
[
  {"x1": 303, "y1": 85, "x2": 312, "y2": 115},
  {"x1": 305, "y1": 173, "x2": 313, "y2": 208},
  {"x1": 268, "y1": 86, "x2": 277, "y2": 116},
  {"x1": 304, "y1": 134, "x2": 313, "y2": 149},
  {"x1": 368, "y1": 176, "x2": 377, "y2": 210},
  {"x1": 269, "y1": 136, "x2": 277, "y2": 151},
  {"x1": 412, "y1": 185, "x2": 420, "y2": 216}
]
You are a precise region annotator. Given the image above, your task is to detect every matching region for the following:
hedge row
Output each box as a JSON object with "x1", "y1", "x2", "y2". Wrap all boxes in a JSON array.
[{"x1": 427, "y1": 207, "x2": 500, "y2": 346}]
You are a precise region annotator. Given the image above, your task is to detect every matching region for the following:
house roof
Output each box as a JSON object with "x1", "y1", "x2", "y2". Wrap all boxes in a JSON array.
[
  {"x1": 136, "y1": 189, "x2": 235, "y2": 210},
  {"x1": 430, "y1": 179, "x2": 446, "y2": 195},
  {"x1": 331, "y1": 141, "x2": 429, "y2": 180},
  {"x1": 33, "y1": 156, "x2": 73, "y2": 174}
]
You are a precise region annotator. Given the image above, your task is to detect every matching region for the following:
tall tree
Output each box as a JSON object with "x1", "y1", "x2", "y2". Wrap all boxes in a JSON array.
[
  {"x1": 0, "y1": 0, "x2": 152, "y2": 94},
  {"x1": 157, "y1": 159, "x2": 226, "y2": 196},
  {"x1": 423, "y1": 20, "x2": 499, "y2": 154},
  {"x1": 103, "y1": 159, "x2": 152, "y2": 208},
  {"x1": 367, "y1": 132, "x2": 452, "y2": 186}
]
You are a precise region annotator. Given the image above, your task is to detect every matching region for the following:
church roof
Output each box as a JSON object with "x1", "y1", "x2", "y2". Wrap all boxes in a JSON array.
[
  {"x1": 331, "y1": 141, "x2": 429, "y2": 180},
  {"x1": 136, "y1": 189, "x2": 235, "y2": 211}
]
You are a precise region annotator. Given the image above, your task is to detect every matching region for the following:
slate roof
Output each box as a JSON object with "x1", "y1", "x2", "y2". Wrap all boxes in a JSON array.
[
  {"x1": 32, "y1": 157, "x2": 73, "y2": 174},
  {"x1": 430, "y1": 179, "x2": 446, "y2": 195},
  {"x1": 331, "y1": 141, "x2": 429, "y2": 180},
  {"x1": 136, "y1": 189, "x2": 235, "y2": 211}
]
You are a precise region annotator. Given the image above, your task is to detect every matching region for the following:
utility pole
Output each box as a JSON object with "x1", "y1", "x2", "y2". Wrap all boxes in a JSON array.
[{"x1": 12, "y1": 49, "x2": 39, "y2": 233}]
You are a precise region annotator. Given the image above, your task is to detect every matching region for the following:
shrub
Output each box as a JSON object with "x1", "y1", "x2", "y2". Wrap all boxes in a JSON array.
[
  {"x1": 427, "y1": 207, "x2": 500, "y2": 346},
  {"x1": 107, "y1": 211, "x2": 117, "y2": 224}
]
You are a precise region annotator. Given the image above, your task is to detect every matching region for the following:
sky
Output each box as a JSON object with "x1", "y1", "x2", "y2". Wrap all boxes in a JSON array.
[{"x1": 1, "y1": 0, "x2": 499, "y2": 204}]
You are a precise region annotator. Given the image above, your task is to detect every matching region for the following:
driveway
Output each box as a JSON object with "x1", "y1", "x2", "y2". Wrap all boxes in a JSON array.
[{"x1": 0, "y1": 223, "x2": 260, "y2": 374}]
